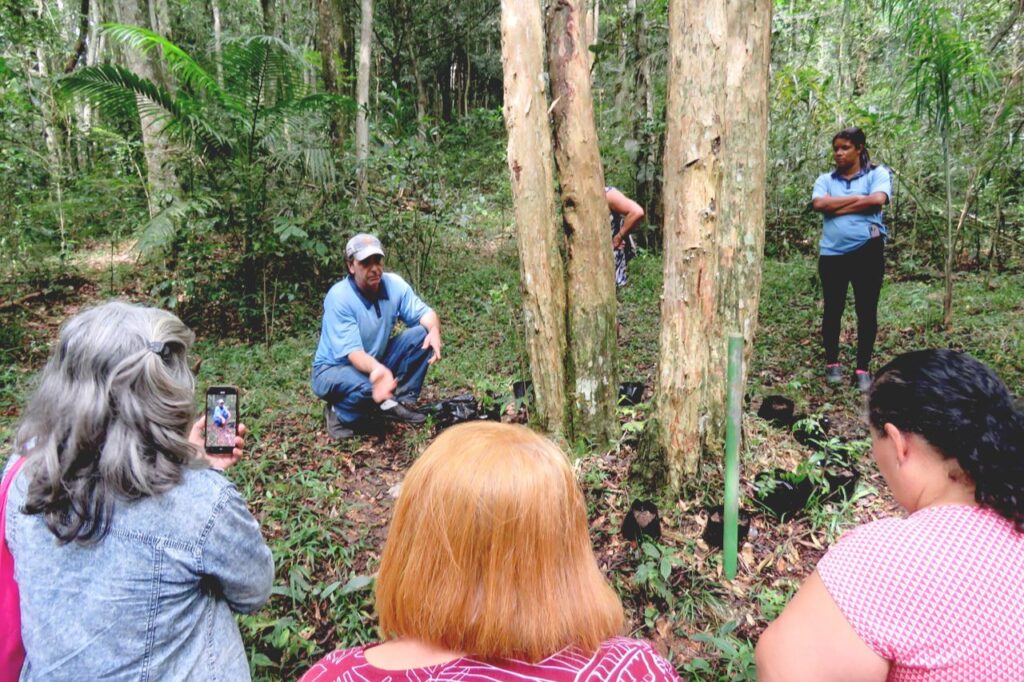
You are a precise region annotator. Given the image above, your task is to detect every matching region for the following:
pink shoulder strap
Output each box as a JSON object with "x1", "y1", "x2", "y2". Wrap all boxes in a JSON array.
[
  {"x1": 1, "y1": 457, "x2": 27, "y2": 536},
  {"x1": 1, "y1": 455, "x2": 28, "y2": 677}
]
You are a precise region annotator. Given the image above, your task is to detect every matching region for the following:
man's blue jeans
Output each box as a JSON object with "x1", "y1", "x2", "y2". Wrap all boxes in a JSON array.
[{"x1": 311, "y1": 326, "x2": 432, "y2": 425}]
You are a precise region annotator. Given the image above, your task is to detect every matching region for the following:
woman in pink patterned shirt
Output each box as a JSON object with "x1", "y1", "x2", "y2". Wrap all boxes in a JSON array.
[
  {"x1": 300, "y1": 422, "x2": 680, "y2": 682},
  {"x1": 756, "y1": 349, "x2": 1024, "y2": 681}
]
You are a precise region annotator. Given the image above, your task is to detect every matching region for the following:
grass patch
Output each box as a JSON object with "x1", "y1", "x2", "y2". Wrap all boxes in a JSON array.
[{"x1": 1, "y1": 243, "x2": 1021, "y2": 680}]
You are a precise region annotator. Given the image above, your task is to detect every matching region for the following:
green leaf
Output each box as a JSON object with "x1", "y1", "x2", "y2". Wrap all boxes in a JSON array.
[
  {"x1": 340, "y1": 573, "x2": 375, "y2": 595},
  {"x1": 660, "y1": 555, "x2": 673, "y2": 581}
]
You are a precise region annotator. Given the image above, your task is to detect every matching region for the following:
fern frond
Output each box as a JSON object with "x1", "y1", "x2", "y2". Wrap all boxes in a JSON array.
[
  {"x1": 136, "y1": 196, "x2": 220, "y2": 256},
  {"x1": 102, "y1": 23, "x2": 222, "y2": 100},
  {"x1": 59, "y1": 64, "x2": 180, "y2": 121}
]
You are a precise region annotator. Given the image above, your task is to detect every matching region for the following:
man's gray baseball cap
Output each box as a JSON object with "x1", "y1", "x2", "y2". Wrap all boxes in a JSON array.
[{"x1": 345, "y1": 233, "x2": 385, "y2": 261}]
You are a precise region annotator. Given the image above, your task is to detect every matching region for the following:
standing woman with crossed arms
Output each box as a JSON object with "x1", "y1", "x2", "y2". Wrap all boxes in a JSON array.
[{"x1": 811, "y1": 127, "x2": 891, "y2": 392}]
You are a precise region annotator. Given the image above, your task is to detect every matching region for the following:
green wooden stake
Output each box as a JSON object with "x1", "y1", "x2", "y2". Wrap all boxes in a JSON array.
[{"x1": 724, "y1": 334, "x2": 744, "y2": 580}]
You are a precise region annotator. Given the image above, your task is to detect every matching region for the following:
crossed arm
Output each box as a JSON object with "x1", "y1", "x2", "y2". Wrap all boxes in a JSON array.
[{"x1": 812, "y1": 192, "x2": 888, "y2": 217}]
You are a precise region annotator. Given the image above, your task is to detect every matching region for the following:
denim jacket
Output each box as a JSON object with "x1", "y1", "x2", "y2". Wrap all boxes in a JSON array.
[{"x1": 4, "y1": 455, "x2": 274, "y2": 681}]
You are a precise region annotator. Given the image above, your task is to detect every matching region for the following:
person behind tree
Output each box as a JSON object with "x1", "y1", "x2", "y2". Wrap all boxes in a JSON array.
[
  {"x1": 3, "y1": 301, "x2": 273, "y2": 681},
  {"x1": 301, "y1": 422, "x2": 680, "y2": 682},
  {"x1": 756, "y1": 349, "x2": 1024, "y2": 681},
  {"x1": 810, "y1": 127, "x2": 891, "y2": 392},
  {"x1": 311, "y1": 233, "x2": 442, "y2": 439},
  {"x1": 606, "y1": 186, "x2": 645, "y2": 288}
]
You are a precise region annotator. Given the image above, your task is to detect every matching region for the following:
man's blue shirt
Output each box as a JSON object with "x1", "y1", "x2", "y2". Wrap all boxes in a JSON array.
[
  {"x1": 812, "y1": 165, "x2": 891, "y2": 256},
  {"x1": 313, "y1": 272, "x2": 430, "y2": 368}
]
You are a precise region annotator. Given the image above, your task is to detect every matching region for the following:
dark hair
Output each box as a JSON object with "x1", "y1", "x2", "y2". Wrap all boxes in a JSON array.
[
  {"x1": 868, "y1": 349, "x2": 1024, "y2": 530},
  {"x1": 832, "y1": 126, "x2": 873, "y2": 171}
]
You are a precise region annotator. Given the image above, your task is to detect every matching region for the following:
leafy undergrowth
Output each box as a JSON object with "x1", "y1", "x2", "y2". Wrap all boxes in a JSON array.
[{"x1": 1, "y1": 249, "x2": 1021, "y2": 680}]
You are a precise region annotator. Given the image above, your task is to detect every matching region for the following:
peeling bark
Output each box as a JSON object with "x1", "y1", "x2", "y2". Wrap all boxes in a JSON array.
[
  {"x1": 656, "y1": 0, "x2": 726, "y2": 488},
  {"x1": 356, "y1": 0, "x2": 373, "y2": 195},
  {"x1": 547, "y1": 0, "x2": 617, "y2": 446},
  {"x1": 705, "y1": 0, "x2": 772, "y2": 455},
  {"x1": 499, "y1": 0, "x2": 569, "y2": 435}
]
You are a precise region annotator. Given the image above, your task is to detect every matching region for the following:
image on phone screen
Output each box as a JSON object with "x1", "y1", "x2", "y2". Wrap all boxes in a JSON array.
[{"x1": 206, "y1": 389, "x2": 238, "y2": 449}]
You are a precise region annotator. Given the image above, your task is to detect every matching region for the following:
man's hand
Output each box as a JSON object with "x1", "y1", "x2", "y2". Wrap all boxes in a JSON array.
[
  {"x1": 612, "y1": 231, "x2": 625, "y2": 250},
  {"x1": 422, "y1": 325, "x2": 442, "y2": 364},
  {"x1": 369, "y1": 365, "x2": 398, "y2": 402},
  {"x1": 419, "y1": 310, "x2": 442, "y2": 365},
  {"x1": 188, "y1": 416, "x2": 248, "y2": 471}
]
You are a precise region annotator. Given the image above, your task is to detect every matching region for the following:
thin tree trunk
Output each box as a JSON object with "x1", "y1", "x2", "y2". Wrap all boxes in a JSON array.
[
  {"x1": 64, "y1": 0, "x2": 91, "y2": 73},
  {"x1": 654, "y1": 0, "x2": 726, "y2": 487},
  {"x1": 706, "y1": 0, "x2": 772, "y2": 454},
  {"x1": 33, "y1": 3, "x2": 69, "y2": 266},
  {"x1": 585, "y1": 0, "x2": 600, "y2": 48},
  {"x1": 149, "y1": 0, "x2": 171, "y2": 40},
  {"x1": 942, "y1": 63, "x2": 1022, "y2": 328},
  {"x1": 499, "y1": 0, "x2": 569, "y2": 435},
  {"x1": 630, "y1": 0, "x2": 656, "y2": 237},
  {"x1": 261, "y1": 0, "x2": 277, "y2": 36},
  {"x1": 547, "y1": 0, "x2": 617, "y2": 446},
  {"x1": 112, "y1": 0, "x2": 178, "y2": 213},
  {"x1": 211, "y1": 0, "x2": 223, "y2": 86},
  {"x1": 356, "y1": 0, "x2": 373, "y2": 195},
  {"x1": 316, "y1": 0, "x2": 344, "y2": 146},
  {"x1": 942, "y1": 134, "x2": 953, "y2": 328}
]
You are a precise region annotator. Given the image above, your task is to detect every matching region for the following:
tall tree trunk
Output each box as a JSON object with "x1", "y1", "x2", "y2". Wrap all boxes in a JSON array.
[
  {"x1": 211, "y1": 0, "x2": 223, "y2": 86},
  {"x1": 111, "y1": 0, "x2": 178, "y2": 214},
  {"x1": 547, "y1": 0, "x2": 617, "y2": 446},
  {"x1": 705, "y1": 0, "x2": 772, "y2": 454},
  {"x1": 654, "y1": 0, "x2": 726, "y2": 487},
  {"x1": 63, "y1": 0, "x2": 91, "y2": 73},
  {"x1": 149, "y1": 0, "x2": 171, "y2": 41},
  {"x1": 356, "y1": 0, "x2": 373, "y2": 196},
  {"x1": 630, "y1": 0, "x2": 657, "y2": 236},
  {"x1": 941, "y1": 132, "x2": 954, "y2": 328},
  {"x1": 316, "y1": 0, "x2": 344, "y2": 146},
  {"x1": 33, "y1": 0, "x2": 69, "y2": 266},
  {"x1": 499, "y1": 0, "x2": 570, "y2": 436},
  {"x1": 261, "y1": 0, "x2": 277, "y2": 36}
]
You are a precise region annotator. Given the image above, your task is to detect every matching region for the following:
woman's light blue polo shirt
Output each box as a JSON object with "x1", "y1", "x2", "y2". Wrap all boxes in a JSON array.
[{"x1": 812, "y1": 165, "x2": 891, "y2": 256}]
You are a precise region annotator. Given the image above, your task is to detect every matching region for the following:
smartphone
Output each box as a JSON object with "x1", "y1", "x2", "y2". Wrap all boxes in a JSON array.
[{"x1": 205, "y1": 385, "x2": 239, "y2": 455}]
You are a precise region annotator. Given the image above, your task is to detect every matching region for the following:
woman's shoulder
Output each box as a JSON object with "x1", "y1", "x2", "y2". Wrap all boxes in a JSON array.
[
  {"x1": 593, "y1": 637, "x2": 679, "y2": 677},
  {"x1": 300, "y1": 646, "x2": 368, "y2": 681},
  {"x1": 818, "y1": 506, "x2": 1022, "y2": 600},
  {"x1": 299, "y1": 639, "x2": 680, "y2": 682}
]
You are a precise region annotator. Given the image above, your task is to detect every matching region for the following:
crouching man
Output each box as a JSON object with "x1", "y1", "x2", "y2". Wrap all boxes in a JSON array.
[{"x1": 311, "y1": 233, "x2": 442, "y2": 439}]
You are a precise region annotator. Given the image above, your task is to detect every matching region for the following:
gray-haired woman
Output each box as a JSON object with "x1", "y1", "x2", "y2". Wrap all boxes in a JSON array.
[{"x1": 2, "y1": 301, "x2": 273, "y2": 681}]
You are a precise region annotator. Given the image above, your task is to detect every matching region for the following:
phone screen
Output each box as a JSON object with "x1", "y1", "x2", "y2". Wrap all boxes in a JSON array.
[{"x1": 205, "y1": 388, "x2": 238, "y2": 450}]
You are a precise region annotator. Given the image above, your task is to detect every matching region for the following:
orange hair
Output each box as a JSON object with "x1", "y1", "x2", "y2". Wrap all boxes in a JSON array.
[{"x1": 375, "y1": 422, "x2": 624, "y2": 661}]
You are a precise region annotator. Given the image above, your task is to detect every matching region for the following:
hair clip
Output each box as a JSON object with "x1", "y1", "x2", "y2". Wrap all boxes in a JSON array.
[{"x1": 146, "y1": 341, "x2": 172, "y2": 362}]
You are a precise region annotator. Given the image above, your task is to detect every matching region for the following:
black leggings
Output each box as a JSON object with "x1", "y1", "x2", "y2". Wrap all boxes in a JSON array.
[{"x1": 818, "y1": 237, "x2": 884, "y2": 371}]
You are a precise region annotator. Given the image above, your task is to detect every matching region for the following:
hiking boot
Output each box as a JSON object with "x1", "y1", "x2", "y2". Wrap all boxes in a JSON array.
[
  {"x1": 324, "y1": 403, "x2": 355, "y2": 440},
  {"x1": 379, "y1": 400, "x2": 426, "y2": 425},
  {"x1": 855, "y1": 370, "x2": 872, "y2": 394},
  {"x1": 825, "y1": 364, "x2": 843, "y2": 386}
]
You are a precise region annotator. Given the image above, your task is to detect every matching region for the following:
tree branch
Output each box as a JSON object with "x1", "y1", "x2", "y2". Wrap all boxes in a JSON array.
[
  {"x1": 988, "y1": 0, "x2": 1024, "y2": 52},
  {"x1": 63, "y1": 0, "x2": 91, "y2": 74}
]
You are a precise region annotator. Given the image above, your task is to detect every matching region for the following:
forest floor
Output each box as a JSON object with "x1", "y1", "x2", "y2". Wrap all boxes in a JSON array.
[{"x1": 1, "y1": 243, "x2": 1022, "y2": 681}]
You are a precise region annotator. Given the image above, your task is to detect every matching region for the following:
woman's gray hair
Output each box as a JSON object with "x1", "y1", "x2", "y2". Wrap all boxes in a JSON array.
[{"x1": 17, "y1": 301, "x2": 200, "y2": 544}]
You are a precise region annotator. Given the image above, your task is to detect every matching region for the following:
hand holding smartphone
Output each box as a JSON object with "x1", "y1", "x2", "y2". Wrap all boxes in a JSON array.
[{"x1": 205, "y1": 385, "x2": 239, "y2": 455}]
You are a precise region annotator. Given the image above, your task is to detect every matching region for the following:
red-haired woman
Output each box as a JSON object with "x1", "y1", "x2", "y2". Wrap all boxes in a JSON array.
[{"x1": 301, "y1": 422, "x2": 679, "y2": 681}]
